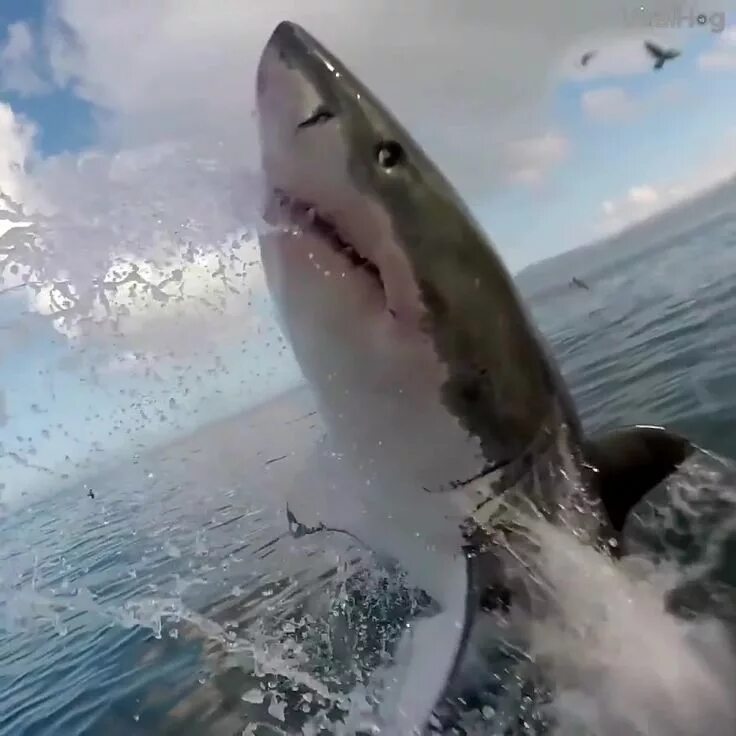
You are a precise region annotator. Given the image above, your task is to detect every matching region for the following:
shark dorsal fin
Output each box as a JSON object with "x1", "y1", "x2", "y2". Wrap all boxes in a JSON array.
[{"x1": 584, "y1": 424, "x2": 695, "y2": 533}]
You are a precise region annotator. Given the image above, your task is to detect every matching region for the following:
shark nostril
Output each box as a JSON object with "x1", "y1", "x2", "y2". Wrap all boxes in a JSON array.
[{"x1": 297, "y1": 106, "x2": 335, "y2": 130}]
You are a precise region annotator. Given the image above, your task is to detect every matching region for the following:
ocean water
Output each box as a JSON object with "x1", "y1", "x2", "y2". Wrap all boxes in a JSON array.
[{"x1": 2, "y1": 185, "x2": 736, "y2": 734}]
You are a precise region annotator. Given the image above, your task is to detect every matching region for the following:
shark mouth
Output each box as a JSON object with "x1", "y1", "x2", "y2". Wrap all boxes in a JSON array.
[{"x1": 265, "y1": 187, "x2": 386, "y2": 295}]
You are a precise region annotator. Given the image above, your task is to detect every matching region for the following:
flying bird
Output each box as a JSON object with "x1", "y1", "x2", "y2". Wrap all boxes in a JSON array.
[
  {"x1": 570, "y1": 277, "x2": 590, "y2": 291},
  {"x1": 644, "y1": 40, "x2": 681, "y2": 70},
  {"x1": 580, "y1": 50, "x2": 597, "y2": 67}
]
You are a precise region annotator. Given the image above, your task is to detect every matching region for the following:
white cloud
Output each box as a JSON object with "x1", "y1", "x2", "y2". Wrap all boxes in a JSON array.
[
  {"x1": 505, "y1": 132, "x2": 571, "y2": 186},
  {"x1": 0, "y1": 22, "x2": 50, "y2": 96},
  {"x1": 581, "y1": 79, "x2": 687, "y2": 124},
  {"x1": 597, "y1": 127, "x2": 736, "y2": 235},
  {"x1": 698, "y1": 49, "x2": 736, "y2": 70},
  {"x1": 581, "y1": 86, "x2": 638, "y2": 122},
  {"x1": 628, "y1": 184, "x2": 660, "y2": 205},
  {"x1": 699, "y1": 50, "x2": 736, "y2": 70},
  {"x1": 698, "y1": 23, "x2": 736, "y2": 70},
  {"x1": 0, "y1": 102, "x2": 37, "y2": 204},
  {"x1": 597, "y1": 184, "x2": 666, "y2": 235},
  {"x1": 37, "y1": 0, "x2": 653, "y2": 201}
]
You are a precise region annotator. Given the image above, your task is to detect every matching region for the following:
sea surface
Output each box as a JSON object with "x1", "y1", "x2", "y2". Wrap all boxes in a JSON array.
[{"x1": 2, "y1": 182, "x2": 736, "y2": 735}]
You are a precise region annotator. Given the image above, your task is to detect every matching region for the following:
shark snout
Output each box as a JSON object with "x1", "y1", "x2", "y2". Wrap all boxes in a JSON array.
[
  {"x1": 264, "y1": 21, "x2": 329, "y2": 65},
  {"x1": 256, "y1": 22, "x2": 297, "y2": 101},
  {"x1": 258, "y1": 20, "x2": 349, "y2": 110},
  {"x1": 257, "y1": 21, "x2": 319, "y2": 98},
  {"x1": 256, "y1": 21, "x2": 329, "y2": 137},
  {"x1": 267, "y1": 20, "x2": 305, "y2": 52}
]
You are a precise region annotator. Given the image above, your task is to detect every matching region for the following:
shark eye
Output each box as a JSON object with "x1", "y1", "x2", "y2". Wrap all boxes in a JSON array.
[{"x1": 375, "y1": 140, "x2": 404, "y2": 170}]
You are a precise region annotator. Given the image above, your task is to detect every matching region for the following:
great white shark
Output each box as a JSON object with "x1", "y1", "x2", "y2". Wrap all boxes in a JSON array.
[{"x1": 255, "y1": 20, "x2": 695, "y2": 734}]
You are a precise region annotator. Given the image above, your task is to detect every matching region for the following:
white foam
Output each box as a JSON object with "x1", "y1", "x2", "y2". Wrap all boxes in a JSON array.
[{"x1": 507, "y1": 513, "x2": 736, "y2": 736}]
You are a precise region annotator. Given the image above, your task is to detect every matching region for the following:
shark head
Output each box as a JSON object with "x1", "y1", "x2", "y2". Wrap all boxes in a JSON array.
[{"x1": 256, "y1": 21, "x2": 582, "y2": 498}]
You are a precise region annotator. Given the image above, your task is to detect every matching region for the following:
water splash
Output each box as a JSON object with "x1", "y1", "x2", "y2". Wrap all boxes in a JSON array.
[
  {"x1": 458, "y1": 449, "x2": 736, "y2": 736},
  {"x1": 527, "y1": 520, "x2": 736, "y2": 736}
]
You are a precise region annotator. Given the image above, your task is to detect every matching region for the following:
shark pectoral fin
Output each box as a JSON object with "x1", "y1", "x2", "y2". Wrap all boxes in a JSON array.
[
  {"x1": 282, "y1": 449, "x2": 369, "y2": 542},
  {"x1": 379, "y1": 556, "x2": 475, "y2": 735},
  {"x1": 286, "y1": 504, "x2": 326, "y2": 538},
  {"x1": 584, "y1": 424, "x2": 695, "y2": 533}
]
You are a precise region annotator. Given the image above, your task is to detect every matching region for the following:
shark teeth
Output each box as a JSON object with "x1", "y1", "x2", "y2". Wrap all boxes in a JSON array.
[{"x1": 269, "y1": 188, "x2": 384, "y2": 289}]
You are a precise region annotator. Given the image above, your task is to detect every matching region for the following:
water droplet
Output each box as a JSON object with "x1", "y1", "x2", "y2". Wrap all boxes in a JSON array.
[{"x1": 241, "y1": 688, "x2": 265, "y2": 704}]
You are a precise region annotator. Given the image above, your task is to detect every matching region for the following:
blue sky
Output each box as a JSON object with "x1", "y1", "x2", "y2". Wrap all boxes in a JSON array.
[
  {"x1": 485, "y1": 24, "x2": 736, "y2": 262},
  {"x1": 1, "y1": 2, "x2": 736, "y2": 508},
  {"x1": 2, "y1": 87, "x2": 95, "y2": 156},
  {"x1": 0, "y1": 0, "x2": 96, "y2": 156}
]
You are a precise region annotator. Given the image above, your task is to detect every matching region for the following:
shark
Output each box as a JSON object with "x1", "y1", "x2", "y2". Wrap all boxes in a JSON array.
[{"x1": 255, "y1": 20, "x2": 695, "y2": 734}]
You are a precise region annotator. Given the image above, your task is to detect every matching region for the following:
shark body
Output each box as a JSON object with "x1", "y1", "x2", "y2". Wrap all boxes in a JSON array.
[{"x1": 255, "y1": 21, "x2": 694, "y2": 734}]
